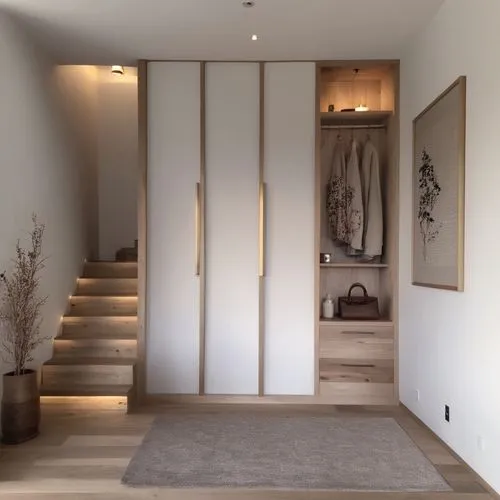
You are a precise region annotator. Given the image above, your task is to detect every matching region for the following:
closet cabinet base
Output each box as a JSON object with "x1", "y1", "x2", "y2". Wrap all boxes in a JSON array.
[
  {"x1": 319, "y1": 382, "x2": 395, "y2": 405},
  {"x1": 143, "y1": 392, "x2": 397, "y2": 406}
]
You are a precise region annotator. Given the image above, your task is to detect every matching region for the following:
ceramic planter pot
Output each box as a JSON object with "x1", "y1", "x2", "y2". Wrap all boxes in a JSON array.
[{"x1": 1, "y1": 369, "x2": 40, "y2": 444}]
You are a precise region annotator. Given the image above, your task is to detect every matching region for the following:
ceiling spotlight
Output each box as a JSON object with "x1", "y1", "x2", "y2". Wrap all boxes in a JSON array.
[
  {"x1": 111, "y1": 65, "x2": 124, "y2": 75},
  {"x1": 251, "y1": 34, "x2": 259, "y2": 41},
  {"x1": 242, "y1": 1, "x2": 255, "y2": 7}
]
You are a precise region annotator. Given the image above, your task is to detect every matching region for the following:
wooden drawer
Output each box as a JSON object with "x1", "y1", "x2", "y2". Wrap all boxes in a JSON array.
[
  {"x1": 319, "y1": 322, "x2": 394, "y2": 360},
  {"x1": 319, "y1": 382, "x2": 395, "y2": 405},
  {"x1": 319, "y1": 358, "x2": 394, "y2": 383}
]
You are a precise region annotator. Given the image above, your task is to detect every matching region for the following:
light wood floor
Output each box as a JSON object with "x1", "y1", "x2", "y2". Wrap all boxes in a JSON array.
[{"x1": 0, "y1": 398, "x2": 496, "y2": 499}]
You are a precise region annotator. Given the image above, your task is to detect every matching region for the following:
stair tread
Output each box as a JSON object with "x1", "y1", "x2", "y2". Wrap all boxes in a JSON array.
[
  {"x1": 45, "y1": 357, "x2": 136, "y2": 366},
  {"x1": 68, "y1": 296, "x2": 137, "y2": 317},
  {"x1": 83, "y1": 262, "x2": 138, "y2": 279},
  {"x1": 73, "y1": 290, "x2": 137, "y2": 298},
  {"x1": 56, "y1": 333, "x2": 137, "y2": 340},
  {"x1": 63, "y1": 316, "x2": 138, "y2": 321},
  {"x1": 60, "y1": 332, "x2": 137, "y2": 340},
  {"x1": 73, "y1": 292, "x2": 137, "y2": 298},
  {"x1": 67, "y1": 314, "x2": 137, "y2": 318},
  {"x1": 62, "y1": 317, "x2": 137, "y2": 337},
  {"x1": 40, "y1": 385, "x2": 132, "y2": 396},
  {"x1": 86, "y1": 261, "x2": 138, "y2": 265},
  {"x1": 78, "y1": 277, "x2": 138, "y2": 281},
  {"x1": 70, "y1": 296, "x2": 138, "y2": 301}
]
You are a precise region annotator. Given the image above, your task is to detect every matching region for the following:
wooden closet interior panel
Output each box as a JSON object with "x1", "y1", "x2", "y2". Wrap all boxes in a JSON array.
[
  {"x1": 320, "y1": 66, "x2": 396, "y2": 113},
  {"x1": 318, "y1": 62, "x2": 399, "y2": 405},
  {"x1": 263, "y1": 62, "x2": 316, "y2": 395},
  {"x1": 205, "y1": 62, "x2": 260, "y2": 395},
  {"x1": 146, "y1": 62, "x2": 201, "y2": 394}
]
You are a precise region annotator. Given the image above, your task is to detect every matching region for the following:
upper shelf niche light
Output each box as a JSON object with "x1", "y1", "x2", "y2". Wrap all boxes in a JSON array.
[
  {"x1": 353, "y1": 68, "x2": 369, "y2": 112},
  {"x1": 355, "y1": 104, "x2": 370, "y2": 112}
]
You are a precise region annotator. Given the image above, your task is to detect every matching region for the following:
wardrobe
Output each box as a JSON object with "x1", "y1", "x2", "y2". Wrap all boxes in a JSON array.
[
  {"x1": 318, "y1": 64, "x2": 399, "y2": 404},
  {"x1": 146, "y1": 62, "x2": 316, "y2": 397},
  {"x1": 143, "y1": 61, "x2": 399, "y2": 405}
]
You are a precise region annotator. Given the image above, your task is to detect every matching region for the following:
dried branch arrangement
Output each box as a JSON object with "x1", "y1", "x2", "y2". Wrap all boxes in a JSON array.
[
  {"x1": 418, "y1": 149, "x2": 442, "y2": 262},
  {"x1": 0, "y1": 215, "x2": 48, "y2": 376}
]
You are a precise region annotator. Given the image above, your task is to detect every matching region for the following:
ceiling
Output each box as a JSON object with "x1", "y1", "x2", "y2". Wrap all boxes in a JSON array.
[{"x1": 0, "y1": 0, "x2": 444, "y2": 64}]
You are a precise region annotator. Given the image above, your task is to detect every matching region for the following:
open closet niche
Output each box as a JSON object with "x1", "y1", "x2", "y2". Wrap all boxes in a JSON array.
[{"x1": 317, "y1": 63, "x2": 399, "y2": 405}]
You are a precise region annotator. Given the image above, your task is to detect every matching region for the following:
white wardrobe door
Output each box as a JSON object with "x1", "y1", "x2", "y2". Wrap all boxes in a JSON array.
[
  {"x1": 264, "y1": 62, "x2": 316, "y2": 395},
  {"x1": 205, "y1": 63, "x2": 260, "y2": 395},
  {"x1": 147, "y1": 62, "x2": 200, "y2": 394}
]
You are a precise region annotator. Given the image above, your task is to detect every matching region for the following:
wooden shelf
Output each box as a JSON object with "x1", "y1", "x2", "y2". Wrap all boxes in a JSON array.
[
  {"x1": 320, "y1": 110, "x2": 392, "y2": 126},
  {"x1": 320, "y1": 263, "x2": 388, "y2": 269},
  {"x1": 319, "y1": 318, "x2": 393, "y2": 326}
]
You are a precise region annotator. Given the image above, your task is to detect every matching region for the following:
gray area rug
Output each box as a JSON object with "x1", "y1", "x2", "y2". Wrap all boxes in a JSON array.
[{"x1": 122, "y1": 414, "x2": 451, "y2": 491}]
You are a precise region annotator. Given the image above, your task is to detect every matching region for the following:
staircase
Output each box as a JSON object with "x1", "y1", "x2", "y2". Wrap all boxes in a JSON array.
[{"x1": 41, "y1": 262, "x2": 138, "y2": 407}]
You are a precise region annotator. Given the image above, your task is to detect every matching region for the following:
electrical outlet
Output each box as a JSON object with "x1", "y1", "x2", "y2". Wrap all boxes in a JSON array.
[{"x1": 445, "y1": 405, "x2": 450, "y2": 422}]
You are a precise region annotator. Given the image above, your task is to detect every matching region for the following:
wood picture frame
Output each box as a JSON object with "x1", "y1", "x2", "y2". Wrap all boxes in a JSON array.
[{"x1": 412, "y1": 76, "x2": 466, "y2": 291}]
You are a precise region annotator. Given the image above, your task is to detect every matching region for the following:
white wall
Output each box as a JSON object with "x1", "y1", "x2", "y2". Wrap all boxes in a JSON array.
[
  {"x1": 55, "y1": 66, "x2": 99, "y2": 260},
  {"x1": 0, "y1": 14, "x2": 91, "y2": 406},
  {"x1": 97, "y1": 68, "x2": 138, "y2": 260},
  {"x1": 400, "y1": 0, "x2": 500, "y2": 493}
]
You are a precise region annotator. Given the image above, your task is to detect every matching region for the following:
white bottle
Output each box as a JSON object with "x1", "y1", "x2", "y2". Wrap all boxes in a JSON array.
[{"x1": 322, "y1": 294, "x2": 335, "y2": 319}]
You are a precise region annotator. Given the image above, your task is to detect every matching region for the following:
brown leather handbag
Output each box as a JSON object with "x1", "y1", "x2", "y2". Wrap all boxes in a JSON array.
[{"x1": 338, "y1": 282, "x2": 380, "y2": 320}]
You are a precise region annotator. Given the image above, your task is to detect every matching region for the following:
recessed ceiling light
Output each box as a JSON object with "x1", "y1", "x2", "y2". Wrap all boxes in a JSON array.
[
  {"x1": 111, "y1": 65, "x2": 124, "y2": 75},
  {"x1": 242, "y1": 0, "x2": 255, "y2": 7},
  {"x1": 251, "y1": 34, "x2": 259, "y2": 41}
]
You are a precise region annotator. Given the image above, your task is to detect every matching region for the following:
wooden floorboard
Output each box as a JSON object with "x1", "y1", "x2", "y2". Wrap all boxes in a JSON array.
[{"x1": 0, "y1": 399, "x2": 495, "y2": 499}]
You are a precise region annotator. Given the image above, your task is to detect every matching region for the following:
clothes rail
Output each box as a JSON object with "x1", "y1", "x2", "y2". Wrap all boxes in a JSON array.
[{"x1": 321, "y1": 124, "x2": 386, "y2": 130}]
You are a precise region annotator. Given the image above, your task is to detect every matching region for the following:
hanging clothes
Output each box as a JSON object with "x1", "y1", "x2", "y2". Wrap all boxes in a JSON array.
[
  {"x1": 326, "y1": 137, "x2": 364, "y2": 250},
  {"x1": 326, "y1": 139, "x2": 349, "y2": 244},
  {"x1": 345, "y1": 140, "x2": 364, "y2": 253},
  {"x1": 360, "y1": 140, "x2": 383, "y2": 258}
]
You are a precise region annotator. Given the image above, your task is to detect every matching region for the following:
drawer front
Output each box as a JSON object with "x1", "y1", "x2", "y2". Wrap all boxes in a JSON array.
[
  {"x1": 320, "y1": 324, "x2": 394, "y2": 360},
  {"x1": 319, "y1": 358, "x2": 394, "y2": 383},
  {"x1": 319, "y1": 382, "x2": 395, "y2": 405}
]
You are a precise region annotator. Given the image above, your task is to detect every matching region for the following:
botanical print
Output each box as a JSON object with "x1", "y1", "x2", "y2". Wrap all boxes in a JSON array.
[
  {"x1": 417, "y1": 149, "x2": 442, "y2": 262},
  {"x1": 327, "y1": 175, "x2": 349, "y2": 244},
  {"x1": 327, "y1": 176, "x2": 362, "y2": 246},
  {"x1": 412, "y1": 76, "x2": 465, "y2": 291}
]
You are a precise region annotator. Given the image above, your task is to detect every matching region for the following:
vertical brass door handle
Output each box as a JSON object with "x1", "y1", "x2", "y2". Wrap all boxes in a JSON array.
[
  {"x1": 259, "y1": 182, "x2": 266, "y2": 277},
  {"x1": 195, "y1": 182, "x2": 201, "y2": 276}
]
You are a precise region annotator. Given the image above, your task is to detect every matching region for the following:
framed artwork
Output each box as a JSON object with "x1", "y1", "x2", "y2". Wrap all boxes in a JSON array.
[{"x1": 412, "y1": 76, "x2": 466, "y2": 291}]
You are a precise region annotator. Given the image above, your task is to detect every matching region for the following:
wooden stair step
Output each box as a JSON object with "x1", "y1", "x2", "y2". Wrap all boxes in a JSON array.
[
  {"x1": 61, "y1": 331, "x2": 136, "y2": 340},
  {"x1": 53, "y1": 338, "x2": 137, "y2": 359},
  {"x1": 83, "y1": 262, "x2": 137, "y2": 279},
  {"x1": 40, "y1": 385, "x2": 132, "y2": 397},
  {"x1": 62, "y1": 316, "x2": 137, "y2": 338},
  {"x1": 45, "y1": 357, "x2": 136, "y2": 366},
  {"x1": 42, "y1": 361, "x2": 134, "y2": 387},
  {"x1": 76, "y1": 278, "x2": 138, "y2": 296},
  {"x1": 68, "y1": 296, "x2": 137, "y2": 317}
]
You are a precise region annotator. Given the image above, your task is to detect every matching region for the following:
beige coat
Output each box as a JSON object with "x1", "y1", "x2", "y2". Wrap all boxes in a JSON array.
[
  {"x1": 360, "y1": 140, "x2": 383, "y2": 258},
  {"x1": 346, "y1": 140, "x2": 364, "y2": 252}
]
